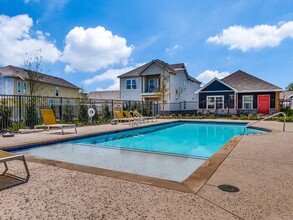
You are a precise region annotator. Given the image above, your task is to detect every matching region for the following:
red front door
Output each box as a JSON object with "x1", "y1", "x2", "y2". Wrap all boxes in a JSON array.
[{"x1": 258, "y1": 95, "x2": 270, "y2": 114}]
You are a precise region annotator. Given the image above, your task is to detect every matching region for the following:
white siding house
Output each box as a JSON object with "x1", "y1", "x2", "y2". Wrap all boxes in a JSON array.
[{"x1": 118, "y1": 59, "x2": 201, "y2": 113}]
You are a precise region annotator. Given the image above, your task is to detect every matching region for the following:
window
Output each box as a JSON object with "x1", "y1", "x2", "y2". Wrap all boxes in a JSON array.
[
  {"x1": 126, "y1": 79, "x2": 137, "y2": 90},
  {"x1": 17, "y1": 81, "x2": 21, "y2": 93},
  {"x1": 243, "y1": 95, "x2": 253, "y2": 109},
  {"x1": 207, "y1": 96, "x2": 224, "y2": 109},
  {"x1": 23, "y1": 82, "x2": 27, "y2": 93},
  {"x1": 149, "y1": 78, "x2": 157, "y2": 92},
  {"x1": 126, "y1": 80, "x2": 131, "y2": 89},
  {"x1": 131, "y1": 79, "x2": 137, "y2": 89},
  {"x1": 181, "y1": 80, "x2": 186, "y2": 91},
  {"x1": 55, "y1": 87, "x2": 59, "y2": 96}
]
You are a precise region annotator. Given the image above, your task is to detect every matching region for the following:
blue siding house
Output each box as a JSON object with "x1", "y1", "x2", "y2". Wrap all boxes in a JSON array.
[{"x1": 196, "y1": 70, "x2": 282, "y2": 115}]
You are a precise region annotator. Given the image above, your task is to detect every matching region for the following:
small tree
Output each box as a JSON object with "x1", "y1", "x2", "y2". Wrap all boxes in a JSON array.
[
  {"x1": 103, "y1": 102, "x2": 111, "y2": 121},
  {"x1": 157, "y1": 68, "x2": 170, "y2": 115},
  {"x1": 78, "y1": 89, "x2": 89, "y2": 123},
  {"x1": 23, "y1": 49, "x2": 43, "y2": 96},
  {"x1": 63, "y1": 101, "x2": 74, "y2": 123},
  {"x1": 0, "y1": 99, "x2": 12, "y2": 131},
  {"x1": 286, "y1": 83, "x2": 293, "y2": 91},
  {"x1": 22, "y1": 50, "x2": 44, "y2": 128},
  {"x1": 24, "y1": 97, "x2": 38, "y2": 128}
]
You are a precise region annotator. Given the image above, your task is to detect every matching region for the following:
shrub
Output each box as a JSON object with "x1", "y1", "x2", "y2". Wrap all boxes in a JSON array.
[
  {"x1": 248, "y1": 113, "x2": 255, "y2": 120},
  {"x1": 63, "y1": 101, "x2": 74, "y2": 123},
  {"x1": 231, "y1": 115, "x2": 238, "y2": 120},
  {"x1": 24, "y1": 97, "x2": 38, "y2": 129},
  {"x1": 239, "y1": 114, "x2": 248, "y2": 120},
  {"x1": 103, "y1": 104, "x2": 111, "y2": 121},
  {"x1": 0, "y1": 99, "x2": 12, "y2": 131}
]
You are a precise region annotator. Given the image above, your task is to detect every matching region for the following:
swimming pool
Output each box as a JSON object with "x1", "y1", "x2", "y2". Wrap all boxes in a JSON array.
[
  {"x1": 13, "y1": 121, "x2": 266, "y2": 181},
  {"x1": 68, "y1": 121, "x2": 264, "y2": 158}
]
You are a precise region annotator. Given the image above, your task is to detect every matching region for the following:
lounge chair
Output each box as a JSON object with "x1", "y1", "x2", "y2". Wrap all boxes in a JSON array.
[
  {"x1": 112, "y1": 110, "x2": 140, "y2": 126},
  {"x1": 0, "y1": 150, "x2": 30, "y2": 190},
  {"x1": 123, "y1": 110, "x2": 142, "y2": 120},
  {"x1": 34, "y1": 109, "x2": 77, "y2": 135},
  {"x1": 123, "y1": 110, "x2": 143, "y2": 125},
  {"x1": 133, "y1": 110, "x2": 157, "y2": 122}
]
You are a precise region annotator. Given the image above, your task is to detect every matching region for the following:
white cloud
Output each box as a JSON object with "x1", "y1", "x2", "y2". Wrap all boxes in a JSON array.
[
  {"x1": 165, "y1": 44, "x2": 181, "y2": 55},
  {"x1": 196, "y1": 70, "x2": 230, "y2": 85},
  {"x1": 83, "y1": 64, "x2": 144, "y2": 91},
  {"x1": 0, "y1": 14, "x2": 61, "y2": 66},
  {"x1": 61, "y1": 26, "x2": 134, "y2": 72},
  {"x1": 207, "y1": 21, "x2": 293, "y2": 51}
]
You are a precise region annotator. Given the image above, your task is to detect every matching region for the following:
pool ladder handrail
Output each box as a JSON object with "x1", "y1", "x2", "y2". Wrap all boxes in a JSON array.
[{"x1": 244, "y1": 112, "x2": 287, "y2": 134}]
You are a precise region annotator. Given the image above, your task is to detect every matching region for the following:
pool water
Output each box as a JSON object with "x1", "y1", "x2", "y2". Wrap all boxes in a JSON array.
[
  {"x1": 69, "y1": 122, "x2": 264, "y2": 158},
  {"x1": 13, "y1": 121, "x2": 266, "y2": 181}
]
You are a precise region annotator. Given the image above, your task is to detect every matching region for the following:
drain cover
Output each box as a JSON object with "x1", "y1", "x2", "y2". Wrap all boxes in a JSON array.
[{"x1": 218, "y1": 184, "x2": 239, "y2": 193}]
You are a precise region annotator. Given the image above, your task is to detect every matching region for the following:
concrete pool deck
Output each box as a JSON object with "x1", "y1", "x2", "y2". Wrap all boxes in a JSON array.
[{"x1": 0, "y1": 119, "x2": 293, "y2": 219}]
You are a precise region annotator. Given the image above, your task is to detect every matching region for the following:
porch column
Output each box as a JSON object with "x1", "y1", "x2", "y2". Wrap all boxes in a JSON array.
[
  {"x1": 275, "y1": 91, "x2": 281, "y2": 112},
  {"x1": 142, "y1": 77, "x2": 145, "y2": 93}
]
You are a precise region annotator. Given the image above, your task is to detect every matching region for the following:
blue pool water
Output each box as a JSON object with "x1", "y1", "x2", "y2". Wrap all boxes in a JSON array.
[
  {"x1": 12, "y1": 121, "x2": 266, "y2": 181},
  {"x1": 68, "y1": 122, "x2": 265, "y2": 158}
]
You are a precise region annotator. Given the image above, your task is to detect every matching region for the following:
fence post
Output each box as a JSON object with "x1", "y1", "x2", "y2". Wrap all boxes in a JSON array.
[
  {"x1": 18, "y1": 95, "x2": 22, "y2": 124},
  {"x1": 112, "y1": 100, "x2": 114, "y2": 119},
  {"x1": 59, "y1": 97, "x2": 63, "y2": 122}
]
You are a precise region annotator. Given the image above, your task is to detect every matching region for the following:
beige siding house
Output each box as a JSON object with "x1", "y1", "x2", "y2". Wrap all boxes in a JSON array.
[{"x1": 0, "y1": 65, "x2": 79, "y2": 98}]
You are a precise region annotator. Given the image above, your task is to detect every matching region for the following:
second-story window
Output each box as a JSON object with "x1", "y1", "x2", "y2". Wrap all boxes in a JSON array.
[
  {"x1": 55, "y1": 87, "x2": 59, "y2": 96},
  {"x1": 149, "y1": 78, "x2": 157, "y2": 92},
  {"x1": 17, "y1": 81, "x2": 21, "y2": 93},
  {"x1": 132, "y1": 79, "x2": 136, "y2": 89},
  {"x1": 126, "y1": 79, "x2": 137, "y2": 90},
  {"x1": 23, "y1": 82, "x2": 27, "y2": 93}
]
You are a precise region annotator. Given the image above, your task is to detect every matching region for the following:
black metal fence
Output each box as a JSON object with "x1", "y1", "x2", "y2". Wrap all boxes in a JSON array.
[
  {"x1": 0, "y1": 94, "x2": 156, "y2": 132},
  {"x1": 0, "y1": 94, "x2": 292, "y2": 132}
]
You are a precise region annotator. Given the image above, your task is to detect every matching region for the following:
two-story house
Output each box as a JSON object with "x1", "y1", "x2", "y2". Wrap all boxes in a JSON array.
[
  {"x1": 0, "y1": 65, "x2": 80, "y2": 98},
  {"x1": 118, "y1": 59, "x2": 201, "y2": 114}
]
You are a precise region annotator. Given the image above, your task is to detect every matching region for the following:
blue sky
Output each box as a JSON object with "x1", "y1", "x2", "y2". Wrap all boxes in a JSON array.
[{"x1": 0, "y1": 0, "x2": 292, "y2": 92}]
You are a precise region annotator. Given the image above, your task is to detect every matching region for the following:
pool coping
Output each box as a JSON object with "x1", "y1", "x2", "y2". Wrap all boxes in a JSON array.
[{"x1": 0, "y1": 120, "x2": 276, "y2": 194}]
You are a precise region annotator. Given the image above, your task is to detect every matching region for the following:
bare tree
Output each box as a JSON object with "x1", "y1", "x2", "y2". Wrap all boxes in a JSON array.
[
  {"x1": 157, "y1": 68, "x2": 170, "y2": 115},
  {"x1": 23, "y1": 49, "x2": 43, "y2": 96}
]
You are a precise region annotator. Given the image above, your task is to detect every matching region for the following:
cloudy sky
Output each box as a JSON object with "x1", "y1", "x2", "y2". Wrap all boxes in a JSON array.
[{"x1": 0, "y1": 0, "x2": 292, "y2": 92}]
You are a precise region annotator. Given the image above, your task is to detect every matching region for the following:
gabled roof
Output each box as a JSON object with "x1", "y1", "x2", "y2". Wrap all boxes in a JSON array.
[
  {"x1": 221, "y1": 70, "x2": 282, "y2": 92},
  {"x1": 196, "y1": 70, "x2": 282, "y2": 93},
  {"x1": 118, "y1": 59, "x2": 201, "y2": 83},
  {"x1": 195, "y1": 78, "x2": 236, "y2": 93},
  {"x1": 0, "y1": 65, "x2": 79, "y2": 89}
]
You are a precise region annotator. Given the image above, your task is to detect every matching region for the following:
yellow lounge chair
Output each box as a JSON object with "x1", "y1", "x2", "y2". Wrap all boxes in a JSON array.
[
  {"x1": 0, "y1": 150, "x2": 30, "y2": 190},
  {"x1": 35, "y1": 109, "x2": 77, "y2": 135},
  {"x1": 111, "y1": 110, "x2": 133, "y2": 124},
  {"x1": 123, "y1": 110, "x2": 141, "y2": 120},
  {"x1": 123, "y1": 110, "x2": 143, "y2": 125},
  {"x1": 112, "y1": 110, "x2": 140, "y2": 126},
  {"x1": 133, "y1": 110, "x2": 157, "y2": 122}
]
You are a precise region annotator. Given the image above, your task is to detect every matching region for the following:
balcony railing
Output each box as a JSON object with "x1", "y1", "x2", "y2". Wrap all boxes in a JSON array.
[{"x1": 144, "y1": 88, "x2": 159, "y2": 93}]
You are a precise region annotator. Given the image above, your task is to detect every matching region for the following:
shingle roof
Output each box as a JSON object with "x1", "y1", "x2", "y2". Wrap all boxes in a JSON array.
[
  {"x1": 0, "y1": 65, "x2": 79, "y2": 89},
  {"x1": 118, "y1": 59, "x2": 200, "y2": 83},
  {"x1": 280, "y1": 90, "x2": 293, "y2": 99},
  {"x1": 221, "y1": 70, "x2": 281, "y2": 92}
]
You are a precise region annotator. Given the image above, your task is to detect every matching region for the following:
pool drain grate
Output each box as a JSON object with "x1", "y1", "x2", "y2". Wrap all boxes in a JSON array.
[{"x1": 218, "y1": 184, "x2": 240, "y2": 193}]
